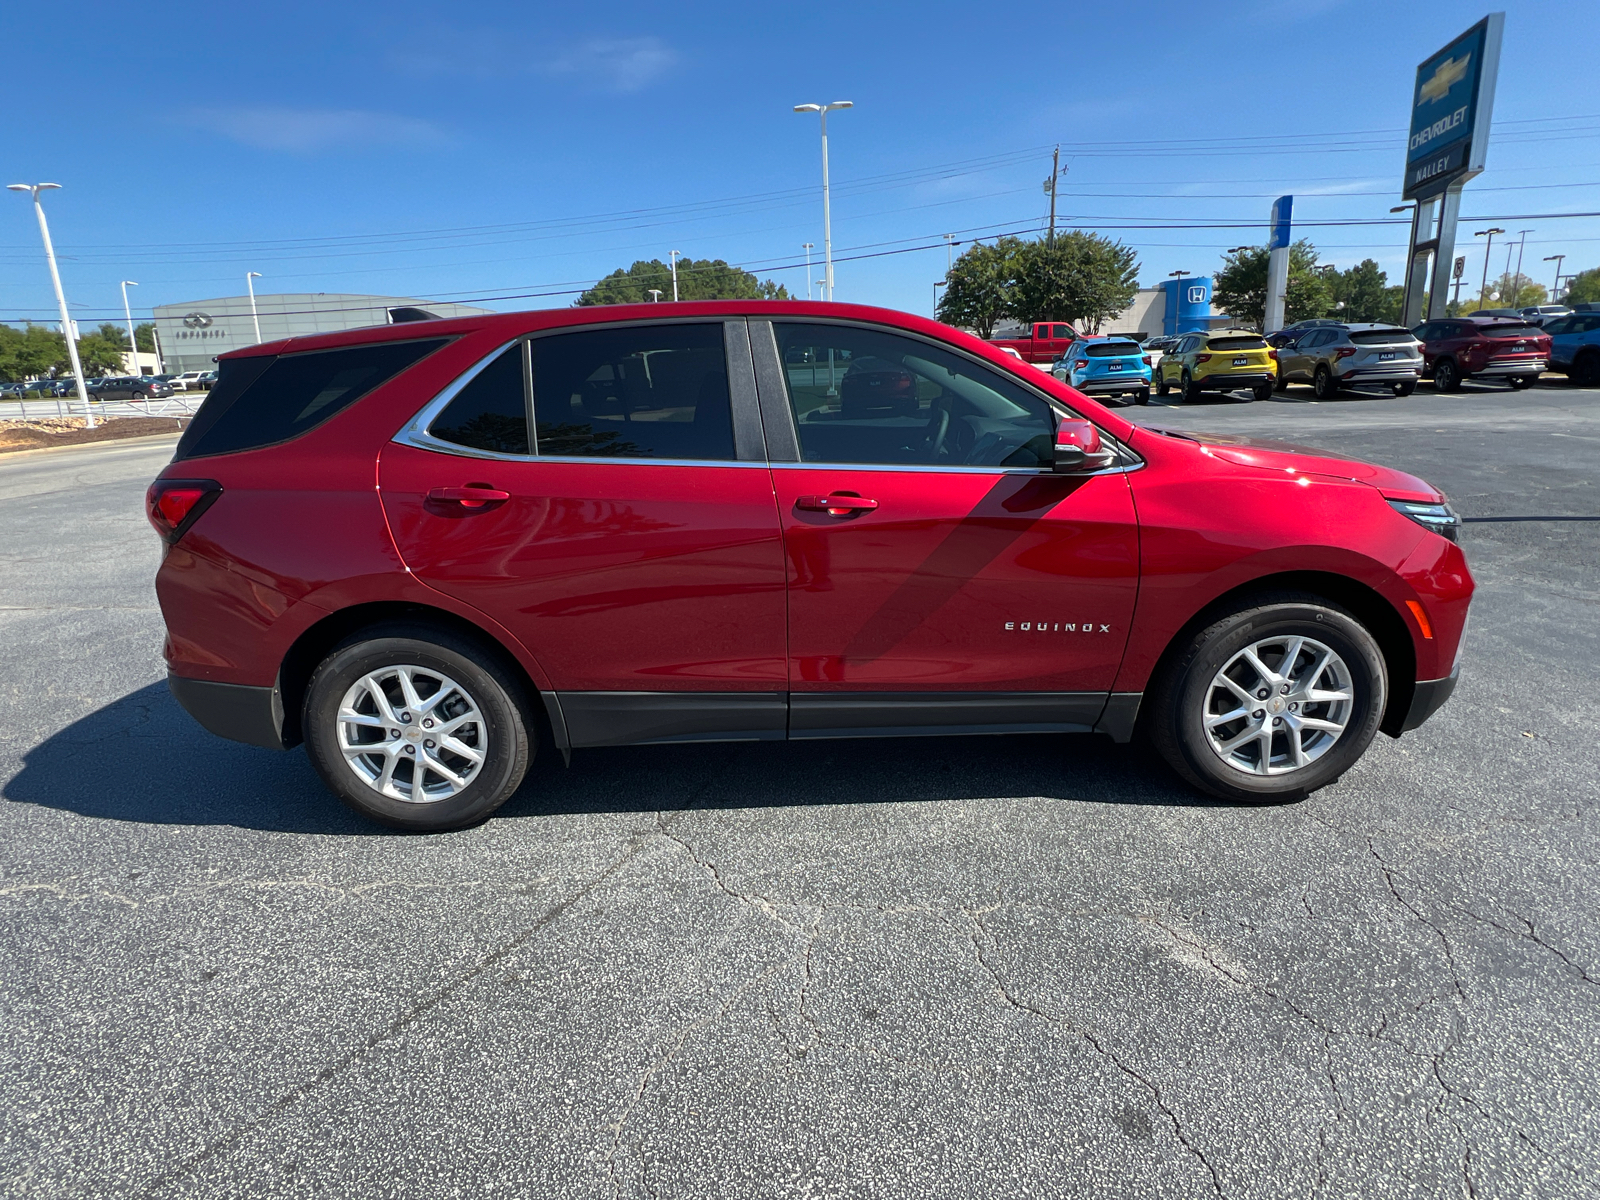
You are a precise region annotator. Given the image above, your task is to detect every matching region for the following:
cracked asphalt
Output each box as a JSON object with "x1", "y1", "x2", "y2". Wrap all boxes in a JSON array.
[{"x1": 2, "y1": 380, "x2": 1597, "y2": 1199}]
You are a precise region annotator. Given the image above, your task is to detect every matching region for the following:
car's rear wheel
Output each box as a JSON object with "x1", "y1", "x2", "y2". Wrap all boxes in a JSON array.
[
  {"x1": 303, "y1": 624, "x2": 533, "y2": 831},
  {"x1": 1507, "y1": 375, "x2": 1533, "y2": 389},
  {"x1": 1135, "y1": 388, "x2": 1150, "y2": 406},
  {"x1": 1146, "y1": 596, "x2": 1386, "y2": 803},
  {"x1": 1252, "y1": 382, "x2": 1273, "y2": 402},
  {"x1": 1392, "y1": 380, "x2": 1417, "y2": 397},
  {"x1": 1180, "y1": 370, "x2": 1201, "y2": 402},
  {"x1": 1312, "y1": 365, "x2": 1339, "y2": 399},
  {"x1": 1433, "y1": 357, "x2": 1462, "y2": 392}
]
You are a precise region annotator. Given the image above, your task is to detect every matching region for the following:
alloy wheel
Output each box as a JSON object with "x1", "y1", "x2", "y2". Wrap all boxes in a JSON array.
[
  {"x1": 336, "y1": 664, "x2": 487, "y2": 802},
  {"x1": 1202, "y1": 635, "x2": 1353, "y2": 776}
]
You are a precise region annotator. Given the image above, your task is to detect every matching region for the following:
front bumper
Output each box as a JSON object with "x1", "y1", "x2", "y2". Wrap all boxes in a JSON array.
[
  {"x1": 1399, "y1": 665, "x2": 1459, "y2": 733},
  {"x1": 168, "y1": 673, "x2": 290, "y2": 750}
]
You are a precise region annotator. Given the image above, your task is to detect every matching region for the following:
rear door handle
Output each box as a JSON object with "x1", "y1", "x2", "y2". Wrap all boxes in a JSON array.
[
  {"x1": 427, "y1": 485, "x2": 510, "y2": 508},
  {"x1": 796, "y1": 492, "x2": 878, "y2": 517}
]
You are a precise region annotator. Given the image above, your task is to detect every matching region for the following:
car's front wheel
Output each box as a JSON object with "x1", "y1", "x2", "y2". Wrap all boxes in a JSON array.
[
  {"x1": 303, "y1": 623, "x2": 534, "y2": 831},
  {"x1": 1180, "y1": 370, "x2": 1201, "y2": 402},
  {"x1": 1146, "y1": 595, "x2": 1387, "y2": 804}
]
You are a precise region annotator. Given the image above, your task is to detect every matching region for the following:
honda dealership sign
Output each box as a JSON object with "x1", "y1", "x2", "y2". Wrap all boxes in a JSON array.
[{"x1": 1403, "y1": 13, "x2": 1503, "y2": 200}]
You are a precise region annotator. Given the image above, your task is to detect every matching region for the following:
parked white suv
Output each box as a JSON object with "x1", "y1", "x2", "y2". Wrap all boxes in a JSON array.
[{"x1": 170, "y1": 372, "x2": 205, "y2": 392}]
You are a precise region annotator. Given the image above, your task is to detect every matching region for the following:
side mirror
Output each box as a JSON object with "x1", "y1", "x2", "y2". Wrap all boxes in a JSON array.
[{"x1": 1053, "y1": 417, "x2": 1116, "y2": 474}]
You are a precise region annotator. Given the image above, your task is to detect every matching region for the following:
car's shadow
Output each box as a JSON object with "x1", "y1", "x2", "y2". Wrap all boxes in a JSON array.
[{"x1": 4, "y1": 683, "x2": 1234, "y2": 835}]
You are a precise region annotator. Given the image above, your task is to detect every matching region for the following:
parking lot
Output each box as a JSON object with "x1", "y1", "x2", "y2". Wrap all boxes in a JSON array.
[{"x1": 2, "y1": 379, "x2": 1596, "y2": 1198}]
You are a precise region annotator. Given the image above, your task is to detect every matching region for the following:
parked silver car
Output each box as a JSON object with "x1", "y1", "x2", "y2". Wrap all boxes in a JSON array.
[{"x1": 1275, "y1": 323, "x2": 1423, "y2": 398}]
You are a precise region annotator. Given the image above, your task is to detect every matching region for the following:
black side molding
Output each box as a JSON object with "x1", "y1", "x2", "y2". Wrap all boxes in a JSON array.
[
  {"x1": 1399, "y1": 667, "x2": 1459, "y2": 733},
  {"x1": 558, "y1": 692, "x2": 787, "y2": 748},
  {"x1": 168, "y1": 674, "x2": 290, "y2": 750},
  {"x1": 1093, "y1": 693, "x2": 1142, "y2": 744},
  {"x1": 789, "y1": 691, "x2": 1103, "y2": 739}
]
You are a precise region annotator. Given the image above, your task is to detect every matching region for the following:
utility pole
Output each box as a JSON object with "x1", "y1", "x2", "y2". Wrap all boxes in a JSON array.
[
  {"x1": 943, "y1": 232, "x2": 956, "y2": 273},
  {"x1": 669, "y1": 250, "x2": 681, "y2": 302},
  {"x1": 1544, "y1": 254, "x2": 1565, "y2": 302},
  {"x1": 120, "y1": 281, "x2": 141, "y2": 376},
  {"x1": 802, "y1": 243, "x2": 813, "y2": 300},
  {"x1": 246, "y1": 271, "x2": 264, "y2": 343},
  {"x1": 1045, "y1": 145, "x2": 1061, "y2": 247},
  {"x1": 7, "y1": 182, "x2": 92, "y2": 428},
  {"x1": 1512, "y1": 230, "x2": 1533, "y2": 304}
]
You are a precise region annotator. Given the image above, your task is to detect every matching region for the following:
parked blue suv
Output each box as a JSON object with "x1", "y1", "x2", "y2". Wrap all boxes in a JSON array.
[
  {"x1": 1544, "y1": 312, "x2": 1600, "y2": 386},
  {"x1": 1050, "y1": 336, "x2": 1152, "y2": 406}
]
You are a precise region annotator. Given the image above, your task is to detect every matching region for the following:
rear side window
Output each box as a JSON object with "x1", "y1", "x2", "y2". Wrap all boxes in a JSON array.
[
  {"x1": 1482, "y1": 323, "x2": 1542, "y2": 338},
  {"x1": 429, "y1": 343, "x2": 529, "y2": 455},
  {"x1": 530, "y1": 323, "x2": 733, "y2": 461},
  {"x1": 176, "y1": 338, "x2": 447, "y2": 460},
  {"x1": 1086, "y1": 342, "x2": 1141, "y2": 357},
  {"x1": 1208, "y1": 335, "x2": 1267, "y2": 351},
  {"x1": 1350, "y1": 330, "x2": 1415, "y2": 345}
]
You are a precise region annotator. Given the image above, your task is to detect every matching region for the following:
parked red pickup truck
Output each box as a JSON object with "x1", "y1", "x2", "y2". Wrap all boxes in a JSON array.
[{"x1": 987, "y1": 321, "x2": 1080, "y2": 364}]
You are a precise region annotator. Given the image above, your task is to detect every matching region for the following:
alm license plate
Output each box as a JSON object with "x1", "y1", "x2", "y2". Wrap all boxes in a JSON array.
[
  {"x1": 1232, "y1": 356, "x2": 1249, "y2": 366},
  {"x1": 1108, "y1": 362, "x2": 1122, "y2": 371},
  {"x1": 1513, "y1": 343, "x2": 1526, "y2": 352},
  {"x1": 1380, "y1": 352, "x2": 1397, "y2": 360}
]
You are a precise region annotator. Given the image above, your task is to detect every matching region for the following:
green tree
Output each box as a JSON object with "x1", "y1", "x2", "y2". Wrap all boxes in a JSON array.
[
  {"x1": 1328, "y1": 259, "x2": 1404, "y2": 324},
  {"x1": 1008, "y1": 231, "x2": 1139, "y2": 332},
  {"x1": 577, "y1": 258, "x2": 789, "y2": 306},
  {"x1": 0, "y1": 323, "x2": 68, "y2": 382},
  {"x1": 1483, "y1": 273, "x2": 1547, "y2": 309},
  {"x1": 1564, "y1": 267, "x2": 1600, "y2": 306},
  {"x1": 1212, "y1": 240, "x2": 1332, "y2": 329},
  {"x1": 936, "y1": 237, "x2": 1023, "y2": 338},
  {"x1": 134, "y1": 322, "x2": 156, "y2": 353},
  {"x1": 77, "y1": 323, "x2": 132, "y2": 376}
]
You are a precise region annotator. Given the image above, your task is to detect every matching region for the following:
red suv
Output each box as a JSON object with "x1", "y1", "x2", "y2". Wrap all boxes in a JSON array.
[
  {"x1": 148, "y1": 302, "x2": 1473, "y2": 830},
  {"x1": 1412, "y1": 316, "x2": 1550, "y2": 391}
]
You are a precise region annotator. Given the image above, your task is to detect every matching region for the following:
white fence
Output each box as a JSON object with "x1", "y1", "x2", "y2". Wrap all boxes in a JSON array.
[{"x1": 0, "y1": 394, "x2": 203, "y2": 421}]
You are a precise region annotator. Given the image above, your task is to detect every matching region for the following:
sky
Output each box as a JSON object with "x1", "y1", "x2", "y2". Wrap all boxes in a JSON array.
[{"x1": 3, "y1": 0, "x2": 1598, "y2": 327}]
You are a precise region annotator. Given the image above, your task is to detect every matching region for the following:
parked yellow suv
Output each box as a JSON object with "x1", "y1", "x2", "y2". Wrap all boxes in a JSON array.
[{"x1": 1153, "y1": 329, "x2": 1278, "y2": 402}]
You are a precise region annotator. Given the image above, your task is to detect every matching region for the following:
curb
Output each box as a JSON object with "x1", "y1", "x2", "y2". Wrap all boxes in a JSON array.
[{"x1": 0, "y1": 432, "x2": 183, "y2": 461}]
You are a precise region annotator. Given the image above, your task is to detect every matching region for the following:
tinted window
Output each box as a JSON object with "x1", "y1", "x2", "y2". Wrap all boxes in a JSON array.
[
  {"x1": 1542, "y1": 317, "x2": 1576, "y2": 335},
  {"x1": 1086, "y1": 341, "x2": 1141, "y2": 357},
  {"x1": 774, "y1": 322, "x2": 1056, "y2": 468},
  {"x1": 176, "y1": 339, "x2": 447, "y2": 460},
  {"x1": 1351, "y1": 330, "x2": 1415, "y2": 345},
  {"x1": 1050, "y1": 325, "x2": 1073, "y2": 339},
  {"x1": 1482, "y1": 323, "x2": 1542, "y2": 338},
  {"x1": 1208, "y1": 335, "x2": 1268, "y2": 351},
  {"x1": 531, "y1": 324, "x2": 733, "y2": 461},
  {"x1": 430, "y1": 343, "x2": 529, "y2": 455}
]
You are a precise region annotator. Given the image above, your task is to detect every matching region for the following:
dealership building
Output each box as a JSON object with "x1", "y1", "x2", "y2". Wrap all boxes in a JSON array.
[{"x1": 150, "y1": 293, "x2": 494, "y2": 374}]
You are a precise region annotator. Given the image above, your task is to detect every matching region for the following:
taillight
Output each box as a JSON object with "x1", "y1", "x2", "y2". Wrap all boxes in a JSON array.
[
  {"x1": 1074, "y1": 359, "x2": 1089, "y2": 369},
  {"x1": 1142, "y1": 355, "x2": 1153, "y2": 366},
  {"x1": 1267, "y1": 349, "x2": 1278, "y2": 361},
  {"x1": 146, "y1": 478, "x2": 222, "y2": 544},
  {"x1": 1335, "y1": 347, "x2": 1357, "y2": 359},
  {"x1": 1195, "y1": 353, "x2": 1212, "y2": 364}
]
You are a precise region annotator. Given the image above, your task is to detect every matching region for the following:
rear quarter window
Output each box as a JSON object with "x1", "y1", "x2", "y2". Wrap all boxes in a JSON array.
[{"x1": 175, "y1": 338, "x2": 448, "y2": 460}]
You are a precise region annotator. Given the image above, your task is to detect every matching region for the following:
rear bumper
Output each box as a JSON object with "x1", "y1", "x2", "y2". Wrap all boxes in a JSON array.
[
  {"x1": 1194, "y1": 372, "x2": 1273, "y2": 390},
  {"x1": 1399, "y1": 666, "x2": 1459, "y2": 733},
  {"x1": 168, "y1": 673, "x2": 290, "y2": 750},
  {"x1": 1078, "y1": 376, "x2": 1150, "y2": 393},
  {"x1": 1335, "y1": 365, "x2": 1421, "y2": 382},
  {"x1": 1473, "y1": 359, "x2": 1547, "y2": 376}
]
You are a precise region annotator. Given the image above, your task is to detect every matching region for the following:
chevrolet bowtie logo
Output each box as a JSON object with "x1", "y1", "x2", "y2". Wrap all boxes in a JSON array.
[{"x1": 1419, "y1": 54, "x2": 1470, "y2": 104}]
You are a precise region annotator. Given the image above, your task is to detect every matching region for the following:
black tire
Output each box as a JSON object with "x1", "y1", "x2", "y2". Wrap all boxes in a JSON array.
[
  {"x1": 1155, "y1": 366, "x2": 1171, "y2": 397},
  {"x1": 302, "y1": 623, "x2": 534, "y2": 831},
  {"x1": 1392, "y1": 380, "x2": 1417, "y2": 397},
  {"x1": 1507, "y1": 375, "x2": 1533, "y2": 390},
  {"x1": 1312, "y1": 365, "x2": 1339, "y2": 399},
  {"x1": 1180, "y1": 370, "x2": 1201, "y2": 403},
  {"x1": 1135, "y1": 388, "x2": 1150, "y2": 406},
  {"x1": 1572, "y1": 352, "x2": 1600, "y2": 388},
  {"x1": 1146, "y1": 594, "x2": 1387, "y2": 804},
  {"x1": 1274, "y1": 372, "x2": 1289, "y2": 393},
  {"x1": 1433, "y1": 357, "x2": 1462, "y2": 392},
  {"x1": 1252, "y1": 382, "x2": 1274, "y2": 403}
]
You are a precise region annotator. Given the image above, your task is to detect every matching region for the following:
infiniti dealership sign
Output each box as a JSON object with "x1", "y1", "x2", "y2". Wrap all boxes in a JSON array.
[{"x1": 1402, "y1": 14, "x2": 1503, "y2": 201}]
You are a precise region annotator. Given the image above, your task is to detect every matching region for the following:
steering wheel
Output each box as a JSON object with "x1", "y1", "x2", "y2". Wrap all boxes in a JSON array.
[{"x1": 921, "y1": 403, "x2": 951, "y2": 461}]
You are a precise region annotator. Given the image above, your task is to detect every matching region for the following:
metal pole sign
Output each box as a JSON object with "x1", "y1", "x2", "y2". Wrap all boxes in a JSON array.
[
  {"x1": 1404, "y1": 13, "x2": 1503, "y2": 201},
  {"x1": 1263, "y1": 195, "x2": 1293, "y2": 333},
  {"x1": 1453, "y1": 255, "x2": 1466, "y2": 278}
]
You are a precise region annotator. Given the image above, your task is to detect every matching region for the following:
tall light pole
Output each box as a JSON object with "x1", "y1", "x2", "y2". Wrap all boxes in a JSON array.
[
  {"x1": 801, "y1": 243, "x2": 814, "y2": 300},
  {"x1": 647, "y1": 289, "x2": 662, "y2": 303},
  {"x1": 793, "y1": 100, "x2": 852, "y2": 301},
  {"x1": 120, "y1": 281, "x2": 140, "y2": 376},
  {"x1": 1544, "y1": 254, "x2": 1566, "y2": 302},
  {"x1": 1167, "y1": 269, "x2": 1188, "y2": 336},
  {"x1": 1512, "y1": 230, "x2": 1534, "y2": 303},
  {"x1": 246, "y1": 271, "x2": 263, "y2": 343},
  {"x1": 669, "y1": 250, "x2": 681, "y2": 302},
  {"x1": 7, "y1": 183, "x2": 93, "y2": 427},
  {"x1": 1474, "y1": 228, "x2": 1504, "y2": 310},
  {"x1": 933, "y1": 279, "x2": 946, "y2": 319}
]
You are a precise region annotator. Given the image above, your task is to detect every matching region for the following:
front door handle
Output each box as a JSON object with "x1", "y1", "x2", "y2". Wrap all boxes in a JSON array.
[
  {"x1": 796, "y1": 492, "x2": 879, "y2": 517},
  {"x1": 427, "y1": 485, "x2": 510, "y2": 508}
]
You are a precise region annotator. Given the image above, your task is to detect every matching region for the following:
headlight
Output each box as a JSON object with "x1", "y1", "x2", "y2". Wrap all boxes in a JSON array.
[{"x1": 1389, "y1": 498, "x2": 1461, "y2": 542}]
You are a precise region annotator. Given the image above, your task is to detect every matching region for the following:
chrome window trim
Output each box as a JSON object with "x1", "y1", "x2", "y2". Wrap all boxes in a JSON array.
[{"x1": 768, "y1": 460, "x2": 1143, "y2": 478}]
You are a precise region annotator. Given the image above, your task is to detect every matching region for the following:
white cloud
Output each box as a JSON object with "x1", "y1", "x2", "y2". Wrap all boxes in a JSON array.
[
  {"x1": 388, "y1": 30, "x2": 679, "y2": 94},
  {"x1": 538, "y1": 36, "x2": 678, "y2": 93},
  {"x1": 181, "y1": 106, "x2": 448, "y2": 153}
]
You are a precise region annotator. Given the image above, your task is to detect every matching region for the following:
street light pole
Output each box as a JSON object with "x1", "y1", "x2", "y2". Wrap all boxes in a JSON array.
[
  {"x1": 120, "y1": 280, "x2": 140, "y2": 376},
  {"x1": 933, "y1": 279, "x2": 946, "y2": 319},
  {"x1": 801, "y1": 244, "x2": 814, "y2": 300},
  {"x1": 7, "y1": 182, "x2": 93, "y2": 428},
  {"x1": 669, "y1": 250, "x2": 681, "y2": 302},
  {"x1": 647, "y1": 289, "x2": 662, "y2": 303},
  {"x1": 1513, "y1": 230, "x2": 1533, "y2": 303},
  {"x1": 794, "y1": 101, "x2": 852, "y2": 301},
  {"x1": 1544, "y1": 254, "x2": 1566, "y2": 302},
  {"x1": 1474, "y1": 228, "x2": 1504, "y2": 310},
  {"x1": 246, "y1": 272, "x2": 264, "y2": 343}
]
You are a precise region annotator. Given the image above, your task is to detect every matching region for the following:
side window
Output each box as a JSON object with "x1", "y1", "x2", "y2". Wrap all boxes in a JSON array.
[
  {"x1": 773, "y1": 322, "x2": 1056, "y2": 469},
  {"x1": 1050, "y1": 324, "x2": 1073, "y2": 340},
  {"x1": 530, "y1": 323, "x2": 733, "y2": 461},
  {"x1": 429, "y1": 342, "x2": 529, "y2": 455}
]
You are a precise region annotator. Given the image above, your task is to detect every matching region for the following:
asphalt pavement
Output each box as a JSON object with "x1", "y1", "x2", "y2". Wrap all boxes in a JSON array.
[{"x1": 2, "y1": 380, "x2": 1597, "y2": 1199}]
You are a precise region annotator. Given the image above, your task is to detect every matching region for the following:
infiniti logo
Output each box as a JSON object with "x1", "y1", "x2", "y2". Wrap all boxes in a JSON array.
[{"x1": 182, "y1": 312, "x2": 213, "y2": 329}]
